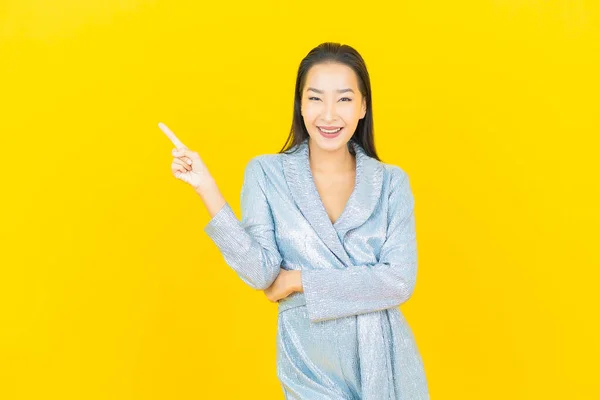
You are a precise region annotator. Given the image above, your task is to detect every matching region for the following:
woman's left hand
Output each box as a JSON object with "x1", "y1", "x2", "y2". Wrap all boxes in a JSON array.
[{"x1": 263, "y1": 268, "x2": 303, "y2": 303}]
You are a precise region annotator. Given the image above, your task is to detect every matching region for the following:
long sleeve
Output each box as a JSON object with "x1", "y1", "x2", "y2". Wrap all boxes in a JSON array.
[
  {"x1": 204, "y1": 157, "x2": 283, "y2": 290},
  {"x1": 301, "y1": 168, "x2": 418, "y2": 323}
]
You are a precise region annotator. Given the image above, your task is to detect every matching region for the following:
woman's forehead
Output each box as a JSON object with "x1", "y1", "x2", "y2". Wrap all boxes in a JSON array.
[{"x1": 305, "y1": 63, "x2": 359, "y2": 91}]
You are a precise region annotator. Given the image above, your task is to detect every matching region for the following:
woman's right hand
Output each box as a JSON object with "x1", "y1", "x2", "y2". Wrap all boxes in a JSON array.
[
  {"x1": 170, "y1": 147, "x2": 212, "y2": 190},
  {"x1": 159, "y1": 122, "x2": 213, "y2": 191}
]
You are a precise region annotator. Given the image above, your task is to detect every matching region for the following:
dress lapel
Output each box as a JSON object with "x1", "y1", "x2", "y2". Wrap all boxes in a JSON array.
[
  {"x1": 333, "y1": 140, "x2": 384, "y2": 237},
  {"x1": 282, "y1": 138, "x2": 384, "y2": 267}
]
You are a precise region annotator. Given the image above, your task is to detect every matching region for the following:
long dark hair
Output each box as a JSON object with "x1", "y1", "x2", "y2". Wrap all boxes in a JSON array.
[{"x1": 278, "y1": 42, "x2": 381, "y2": 161}]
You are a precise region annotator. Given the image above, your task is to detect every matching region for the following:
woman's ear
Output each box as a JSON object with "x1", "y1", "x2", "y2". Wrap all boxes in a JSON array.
[{"x1": 360, "y1": 98, "x2": 367, "y2": 119}]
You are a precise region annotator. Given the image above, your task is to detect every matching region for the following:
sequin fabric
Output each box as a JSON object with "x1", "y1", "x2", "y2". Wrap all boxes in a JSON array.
[{"x1": 204, "y1": 138, "x2": 429, "y2": 399}]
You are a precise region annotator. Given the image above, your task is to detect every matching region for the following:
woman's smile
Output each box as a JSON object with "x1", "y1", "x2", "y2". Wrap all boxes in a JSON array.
[{"x1": 317, "y1": 126, "x2": 344, "y2": 138}]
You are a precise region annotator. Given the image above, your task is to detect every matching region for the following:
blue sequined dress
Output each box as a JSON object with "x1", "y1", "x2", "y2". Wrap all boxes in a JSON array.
[{"x1": 204, "y1": 139, "x2": 429, "y2": 399}]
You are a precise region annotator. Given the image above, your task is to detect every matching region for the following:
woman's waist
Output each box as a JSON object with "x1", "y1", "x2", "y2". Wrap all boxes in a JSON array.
[{"x1": 277, "y1": 291, "x2": 406, "y2": 321}]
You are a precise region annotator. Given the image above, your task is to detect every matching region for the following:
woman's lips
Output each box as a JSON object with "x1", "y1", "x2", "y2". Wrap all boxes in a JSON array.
[
  {"x1": 318, "y1": 126, "x2": 343, "y2": 137},
  {"x1": 318, "y1": 126, "x2": 342, "y2": 130}
]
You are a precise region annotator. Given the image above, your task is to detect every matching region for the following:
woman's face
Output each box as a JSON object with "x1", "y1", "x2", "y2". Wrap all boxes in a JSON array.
[{"x1": 301, "y1": 62, "x2": 366, "y2": 153}]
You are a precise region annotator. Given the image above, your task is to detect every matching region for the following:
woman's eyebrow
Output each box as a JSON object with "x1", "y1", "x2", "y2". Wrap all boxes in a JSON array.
[{"x1": 307, "y1": 87, "x2": 355, "y2": 94}]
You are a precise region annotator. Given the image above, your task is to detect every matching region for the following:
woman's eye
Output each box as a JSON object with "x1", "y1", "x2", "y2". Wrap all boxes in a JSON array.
[{"x1": 308, "y1": 97, "x2": 352, "y2": 102}]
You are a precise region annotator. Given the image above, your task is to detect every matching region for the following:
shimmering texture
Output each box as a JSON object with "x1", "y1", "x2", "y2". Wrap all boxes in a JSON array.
[{"x1": 204, "y1": 139, "x2": 429, "y2": 399}]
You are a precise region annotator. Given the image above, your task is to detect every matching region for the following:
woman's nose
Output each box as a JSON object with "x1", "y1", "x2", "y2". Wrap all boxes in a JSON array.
[{"x1": 322, "y1": 101, "x2": 337, "y2": 120}]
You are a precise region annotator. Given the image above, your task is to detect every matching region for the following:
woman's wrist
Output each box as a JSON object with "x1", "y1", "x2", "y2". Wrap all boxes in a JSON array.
[
  {"x1": 195, "y1": 178, "x2": 226, "y2": 218},
  {"x1": 292, "y1": 270, "x2": 303, "y2": 293}
]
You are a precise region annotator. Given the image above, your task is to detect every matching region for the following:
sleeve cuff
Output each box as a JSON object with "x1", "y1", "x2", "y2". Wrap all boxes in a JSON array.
[
  {"x1": 203, "y1": 202, "x2": 242, "y2": 249},
  {"x1": 301, "y1": 269, "x2": 331, "y2": 323}
]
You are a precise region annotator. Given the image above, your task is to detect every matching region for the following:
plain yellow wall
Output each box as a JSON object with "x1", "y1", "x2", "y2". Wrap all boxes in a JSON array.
[{"x1": 1, "y1": 1, "x2": 599, "y2": 398}]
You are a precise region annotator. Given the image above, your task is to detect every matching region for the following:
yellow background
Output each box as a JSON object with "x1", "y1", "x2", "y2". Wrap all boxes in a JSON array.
[{"x1": 1, "y1": 0, "x2": 599, "y2": 398}]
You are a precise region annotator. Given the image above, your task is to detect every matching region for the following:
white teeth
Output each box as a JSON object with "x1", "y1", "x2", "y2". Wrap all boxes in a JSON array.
[{"x1": 319, "y1": 127, "x2": 342, "y2": 133}]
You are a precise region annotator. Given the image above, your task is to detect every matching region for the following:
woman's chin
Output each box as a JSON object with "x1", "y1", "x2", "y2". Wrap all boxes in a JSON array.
[{"x1": 310, "y1": 134, "x2": 350, "y2": 152}]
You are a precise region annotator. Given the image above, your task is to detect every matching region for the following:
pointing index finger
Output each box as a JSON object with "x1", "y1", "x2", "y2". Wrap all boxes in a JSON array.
[{"x1": 158, "y1": 122, "x2": 187, "y2": 149}]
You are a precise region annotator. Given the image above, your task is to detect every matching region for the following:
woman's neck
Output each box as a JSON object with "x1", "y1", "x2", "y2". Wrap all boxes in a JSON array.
[{"x1": 308, "y1": 139, "x2": 355, "y2": 175}]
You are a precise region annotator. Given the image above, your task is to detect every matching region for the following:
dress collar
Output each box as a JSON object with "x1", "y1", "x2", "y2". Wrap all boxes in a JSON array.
[{"x1": 282, "y1": 138, "x2": 384, "y2": 266}]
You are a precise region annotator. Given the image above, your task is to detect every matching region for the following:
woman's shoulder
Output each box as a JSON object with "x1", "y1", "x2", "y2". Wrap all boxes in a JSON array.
[
  {"x1": 379, "y1": 161, "x2": 410, "y2": 186},
  {"x1": 242, "y1": 153, "x2": 285, "y2": 180},
  {"x1": 377, "y1": 161, "x2": 415, "y2": 205},
  {"x1": 247, "y1": 153, "x2": 283, "y2": 169}
]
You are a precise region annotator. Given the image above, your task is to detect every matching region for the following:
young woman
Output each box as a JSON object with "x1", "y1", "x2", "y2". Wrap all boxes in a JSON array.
[{"x1": 168, "y1": 42, "x2": 429, "y2": 399}]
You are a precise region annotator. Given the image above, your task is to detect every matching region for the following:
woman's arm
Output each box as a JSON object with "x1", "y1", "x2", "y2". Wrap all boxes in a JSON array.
[
  {"x1": 195, "y1": 177, "x2": 227, "y2": 219},
  {"x1": 300, "y1": 168, "x2": 418, "y2": 323},
  {"x1": 202, "y1": 158, "x2": 283, "y2": 291}
]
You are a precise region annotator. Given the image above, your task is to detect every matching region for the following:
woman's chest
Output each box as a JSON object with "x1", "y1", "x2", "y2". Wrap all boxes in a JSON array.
[
  {"x1": 313, "y1": 172, "x2": 355, "y2": 225},
  {"x1": 272, "y1": 199, "x2": 388, "y2": 268}
]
